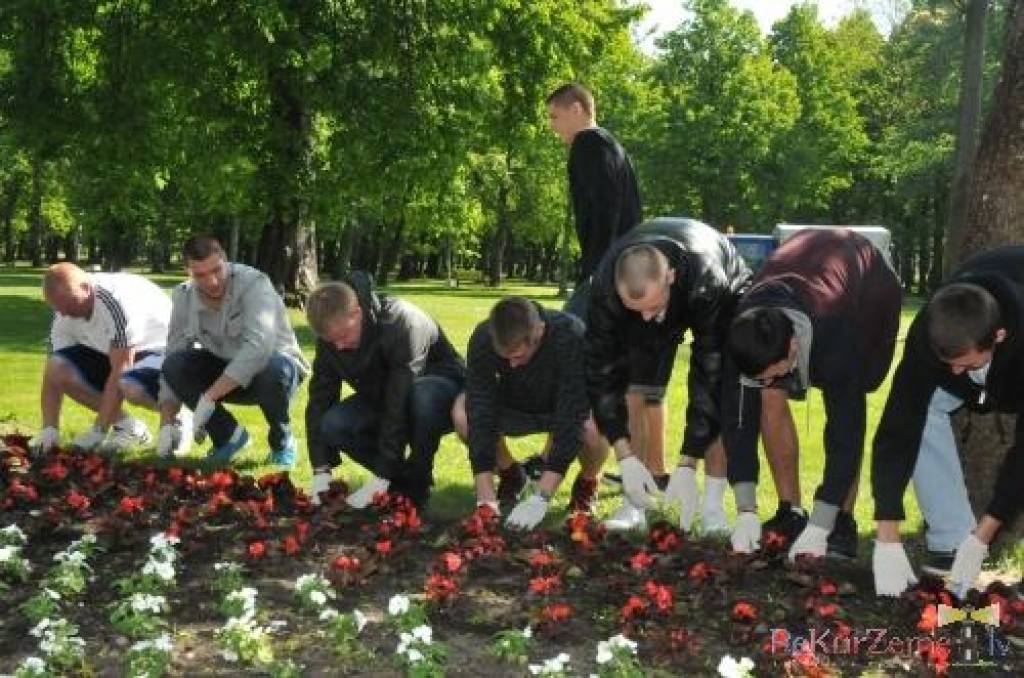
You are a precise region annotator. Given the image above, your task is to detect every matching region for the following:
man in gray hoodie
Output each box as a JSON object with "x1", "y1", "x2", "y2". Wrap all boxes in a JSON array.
[{"x1": 160, "y1": 235, "x2": 310, "y2": 467}]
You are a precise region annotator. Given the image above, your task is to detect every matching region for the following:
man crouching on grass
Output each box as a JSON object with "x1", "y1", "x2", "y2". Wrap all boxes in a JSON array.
[{"x1": 451, "y1": 296, "x2": 608, "y2": 529}]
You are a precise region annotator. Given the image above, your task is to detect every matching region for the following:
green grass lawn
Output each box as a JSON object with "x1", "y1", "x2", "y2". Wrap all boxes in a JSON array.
[{"x1": 0, "y1": 264, "x2": 926, "y2": 542}]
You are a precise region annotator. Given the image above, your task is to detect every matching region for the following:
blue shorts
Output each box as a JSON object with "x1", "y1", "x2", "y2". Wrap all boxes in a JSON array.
[{"x1": 52, "y1": 345, "x2": 162, "y2": 402}]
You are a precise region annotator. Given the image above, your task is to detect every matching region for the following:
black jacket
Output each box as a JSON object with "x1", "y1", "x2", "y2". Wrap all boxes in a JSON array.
[
  {"x1": 586, "y1": 217, "x2": 751, "y2": 456},
  {"x1": 873, "y1": 246, "x2": 1024, "y2": 524},
  {"x1": 465, "y1": 306, "x2": 588, "y2": 476},
  {"x1": 722, "y1": 229, "x2": 902, "y2": 507},
  {"x1": 305, "y1": 272, "x2": 466, "y2": 476},
  {"x1": 569, "y1": 127, "x2": 642, "y2": 283}
]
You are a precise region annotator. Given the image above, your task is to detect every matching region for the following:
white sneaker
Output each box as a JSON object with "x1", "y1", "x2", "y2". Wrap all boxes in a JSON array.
[
  {"x1": 701, "y1": 506, "x2": 730, "y2": 535},
  {"x1": 603, "y1": 499, "x2": 647, "y2": 532},
  {"x1": 105, "y1": 417, "x2": 152, "y2": 452},
  {"x1": 173, "y1": 409, "x2": 193, "y2": 457},
  {"x1": 308, "y1": 471, "x2": 333, "y2": 506}
]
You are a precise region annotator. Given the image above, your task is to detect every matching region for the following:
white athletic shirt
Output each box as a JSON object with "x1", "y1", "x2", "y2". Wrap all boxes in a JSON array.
[{"x1": 50, "y1": 273, "x2": 172, "y2": 355}]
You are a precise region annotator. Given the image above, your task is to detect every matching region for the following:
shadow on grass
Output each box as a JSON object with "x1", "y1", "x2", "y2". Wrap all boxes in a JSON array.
[{"x1": 0, "y1": 294, "x2": 52, "y2": 352}]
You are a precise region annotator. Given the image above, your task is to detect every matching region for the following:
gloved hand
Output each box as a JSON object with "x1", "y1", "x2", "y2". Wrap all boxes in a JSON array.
[
  {"x1": 873, "y1": 541, "x2": 918, "y2": 597},
  {"x1": 72, "y1": 425, "x2": 107, "y2": 451},
  {"x1": 788, "y1": 524, "x2": 831, "y2": 561},
  {"x1": 506, "y1": 494, "x2": 549, "y2": 531},
  {"x1": 663, "y1": 465, "x2": 699, "y2": 530},
  {"x1": 619, "y1": 455, "x2": 657, "y2": 509},
  {"x1": 731, "y1": 511, "x2": 761, "y2": 553},
  {"x1": 950, "y1": 533, "x2": 988, "y2": 598},
  {"x1": 29, "y1": 426, "x2": 60, "y2": 454},
  {"x1": 308, "y1": 471, "x2": 334, "y2": 507},
  {"x1": 346, "y1": 475, "x2": 390, "y2": 509},
  {"x1": 192, "y1": 395, "x2": 217, "y2": 443},
  {"x1": 156, "y1": 424, "x2": 179, "y2": 458},
  {"x1": 476, "y1": 500, "x2": 500, "y2": 516}
]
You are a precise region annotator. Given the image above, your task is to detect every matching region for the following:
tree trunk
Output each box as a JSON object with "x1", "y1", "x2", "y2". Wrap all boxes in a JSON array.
[
  {"x1": 946, "y1": 0, "x2": 990, "y2": 271},
  {"x1": 558, "y1": 200, "x2": 572, "y2": 297},
  {"x1": 954, "y1": 1, "x2": 1024, "y2": 545},
  {"x1": 255, "y1": 66, "x2": 318, "y2": 304},
  {"x1": 0, "y1": 179, "x2": 20, "y2": 264},
  {"x1": 488, "y1": 178, "x2": 510, "y2": 287},
  {"x1": 27, "y1": 156, "x2": 44, "y2": 268}
]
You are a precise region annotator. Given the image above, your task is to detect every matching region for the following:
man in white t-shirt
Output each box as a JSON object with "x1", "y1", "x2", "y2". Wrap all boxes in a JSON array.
[{"x1": 30, "y1": 262, "x2": 189, "y2": 456}]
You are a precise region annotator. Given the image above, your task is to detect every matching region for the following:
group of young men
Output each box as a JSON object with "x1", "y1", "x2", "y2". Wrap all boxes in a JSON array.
[{"x1": 31, "y1": 84, "x2": 1022, "y2": 600}]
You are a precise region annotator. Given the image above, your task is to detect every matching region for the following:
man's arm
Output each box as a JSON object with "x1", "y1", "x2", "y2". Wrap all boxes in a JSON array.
[
  {"x1": 158, "y1": 286, "x2": 190, "y2": 420},
  {"x1": 584, "y1": 282, "x2": 630, "y2": 451},
  {"x1": 546, "y1": 329, "x2": 588, "y2": 478},
  {"x1": 572, "y1": 136, "x2": 625, "y2": 279},
  {"x1": 465, "y1": 325, "x2": 502, "y2": 477},
  {"x1": 305, "y1": 341, "x2": 344, "y2": 469},
  {"x1": 96, "y1": 346, "x2": 135, "y2": 429},
  {"x1": 220, "y1": 275, "x2": 279, "y2": 392}
]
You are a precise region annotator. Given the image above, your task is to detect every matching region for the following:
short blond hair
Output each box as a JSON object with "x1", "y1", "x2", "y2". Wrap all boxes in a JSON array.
[{"x1": 306, "y1": 282, "x2": 358, "y2": 337}]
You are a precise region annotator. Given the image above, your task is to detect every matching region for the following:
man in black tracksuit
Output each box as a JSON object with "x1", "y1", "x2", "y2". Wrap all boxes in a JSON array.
[
  {"x1": 586, "y1": 217, "x2": 751, "y2": 531},
  {"x1": 872, "y1": 246, "x2": 1024, "y2": 597},
  {"x1": 721, "y1": 230, "x2": 902, "y2": 560},
  {"x1": 304, "y1": 272, "x2": 466, "y2": 509},
  {"x1": 451, "y1": 297, "x2": 607, "y2": 529}
]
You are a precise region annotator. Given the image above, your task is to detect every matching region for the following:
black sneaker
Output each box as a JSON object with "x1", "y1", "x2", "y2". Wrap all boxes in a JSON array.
[
  {"x1": 827, "y1": 512, "x2": 858, "y2": 560},
  {"x1": 654, "y1": 474, "x2": 670, "y2": 492},
  {"x1": 921, "y1": 550, "x2": 955, "y2": 577},
  {"x1": 521, "y1": 454, "x2": 545, "y2": 481},
  {"x1": 601, "y1": 472, "x2": 623, "y2": 487},
  {"x1": 762, "y1": 502, "x2": 808, "y2": 547},
  {"x1": 497, "y1": 463, "x2": 528, "y2": 507}
]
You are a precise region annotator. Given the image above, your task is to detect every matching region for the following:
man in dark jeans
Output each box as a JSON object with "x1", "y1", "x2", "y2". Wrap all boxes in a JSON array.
[
  {"x1": 304, "y1": 273, "x2": 466, "y2": 509},
  {"x1": 451, "y1": 296, "x2": 607, "y2": 527},
  {"x1": 160, "y1": 235, "x2": 309, "y2": 467},
  {"x1": 722, "y1": 229, "x2": 901, "y2": 560}
]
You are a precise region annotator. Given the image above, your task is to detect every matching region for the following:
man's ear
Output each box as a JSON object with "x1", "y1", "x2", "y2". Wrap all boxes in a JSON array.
[
  {"x1": 995, "y1": 327, "x2": 1008, "y2": 344},
  {"x1": 666, "y1": 268, "x2": 677, "y2": 285}
]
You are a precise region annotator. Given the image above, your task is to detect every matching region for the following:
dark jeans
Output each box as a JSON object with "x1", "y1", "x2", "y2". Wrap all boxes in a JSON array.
[
  {"x1": 162, "y1": 349, "x2": 303, "y2": 449},
  {"x1": 562, "y1": 277, "x2": 591, "y2": 322},
  {"x1": 318, "y1": 375, "x2": 460, "y2": 499}
]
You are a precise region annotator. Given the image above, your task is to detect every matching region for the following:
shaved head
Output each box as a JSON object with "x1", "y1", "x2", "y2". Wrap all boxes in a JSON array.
[{"x1": 44, "y1": 263, "x2": 94, "y2": 317}]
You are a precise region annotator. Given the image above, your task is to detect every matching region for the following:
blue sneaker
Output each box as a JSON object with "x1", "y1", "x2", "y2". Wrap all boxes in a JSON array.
[
  {"x1": 206, "y1": 427, "x2": 251, "y2": 465},
  {"x1": 268, "y1": 435, "x2": 297, "y2": 468}
]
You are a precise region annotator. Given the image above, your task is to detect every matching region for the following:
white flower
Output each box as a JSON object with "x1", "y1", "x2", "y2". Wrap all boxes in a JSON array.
[
  {"x1": 353, "y1": 609, "x2": 367, "y2": 633},
  {"x1": 19, "y1": 656, "x2": 46, "y2": 673},
  {"x1": 388, "y1": 594, "x2": 410, "y2": 616},
  {"x1": 0, "y1": 524, "x2": 27, "y2": 544},
  {"x1": 54, "y1": 549, "x2": 86, "y2": 565},
  {"x1": 150, "y1": 533, "x2": 180, "y2": 550},
  {"x1": 43, "y1": 588, "x2": 60, "y2": 601},
  {"x1": 309, "y1": 590, "x2": 327, "y2": 606},
  {"x1": 0, "y1": 545, "x2": 17, "y2": 562},
  {"x1": 130, "y1": 593, "x2": 167, "y2": 614},
  {"x1": 220, "y1": 649, "x2": 239, "y2": 663},
  {"x1": 319, "y1": 608, "x2": 339, "y2": 621},
  {"x1": 397, "y1": 632, "x2": 413, "y2": 655},
  {"x1": 405, "y1": 648, "x2": 424, "y2": 663},
  {"x1": 522, "y1": 625, "x2": 533, "y2": 639},
  {"x1": 411, "y1": 624, "x2": 432, "y2": 644},
  {"x1": 596, "y1": 642, "x2": 613, "y2": 665},
  {"x1": 718, "y1": 655, "x2": 755, "y2": 678},
  {"x1": 214, "y1": 562, "x2": 233, "y2": 571},
  {"x1": 142, "y1": 558, "x2": 175, "y2": 582},
  {"x1": 529, "y1": 652, "x2": 571, "y2": 675},
  {"x1": 29, "y1": 618, "x2": 51, "y2": 638}
]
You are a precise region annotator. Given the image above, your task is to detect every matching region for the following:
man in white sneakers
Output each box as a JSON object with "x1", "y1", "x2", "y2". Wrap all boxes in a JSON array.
[{"x1": 31, "y1": 262, "x2": 188, "y2": 456}]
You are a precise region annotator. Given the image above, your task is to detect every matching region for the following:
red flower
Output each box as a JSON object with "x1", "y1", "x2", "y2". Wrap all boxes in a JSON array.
[
  {"x1": 118, "y1": 495, "x2": 145, "y2": 515},
  {"x1": 439, "y1": 551, "x2": 463, "y2": 574},
  {"x1": 818, "y1": 579, "x2": 838, "y2": 596},
  {"x1": 376, "y1": 538, "x2": 393, "y2": 556},
  {"x1": 332, "y1": 555, "x2": 361, "y2": 572},
  {"x1": 425, "y1": 573, "x2": 459, "y2": 602},
  {"x1": 208, "y1": 470, "x2": 234, "y2": 490},
  {"x1": 917, "y1": 604, "x2": 938, "y2": 633},
  {"x1": 293, "y1": 520, "x2": 311, "y2": 542},
  {"x1": 528, "y1": 550, "x2": 558, "y2": 569},
  {"x1": 817, "y1": 602, "x2": 838, "y2": 618},
  {"x1": 645, "y1": 581, "x2": 674, "y2": 613},
  {"x1": 540, "y1": 602, "x2": 573, "y2": 623},
  {"x1": 281, "y1": 535, "x2": 301, "y2": 556},
  {"x1": 529, "y1": 575, "x2": 562, "y2": 596},
  {"x1": 66, "y1": 490, "x2": 91, "y2": 511},
  {"x1": 762, "y1": 530, "x2": 788, "y2": 550},
  {"x1": 247, "y1": 540, "x2": 266, "y2": 559},
  {"x1": 834, "y1": 621, "x2": 852, "y2": 639},
  {"x1": 166, "y1": 467, "x2": 184, "y2": 484},
  {"x1": 918, "y1": 639, "x2": 950, "y2": 674},
  {"x1": 629, "y1": 550, "x2": 655, "y2": 572},
  {"x1": 732, "y1": 601, "x2": 758, "y2": 622},
  {"x1": 42, "y1": 462, "x2": 68, "y2": 482},
  {"x1": 688, "y1": 561, "x2": 712, "y2": 582},
  {"x1": 621, "y1": 595, "x2": 648, "y2": 621}
]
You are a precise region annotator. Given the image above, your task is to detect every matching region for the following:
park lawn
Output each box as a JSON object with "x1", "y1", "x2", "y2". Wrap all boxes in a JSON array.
[{"x1": 0, "y1": 265, "x2": 925, "y2": 548}]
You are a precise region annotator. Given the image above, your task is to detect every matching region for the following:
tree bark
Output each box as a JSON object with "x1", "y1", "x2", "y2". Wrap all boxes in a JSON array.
[
  {"x1": 953, "y1": 1, "x2": 1024, "y2": 544},
  {"x1": 27, "y1": 155, "x2": 44, "y2": 268},
  {"x1": 488, "y1": 177, "x2": 510, "y2": 287},
  {"x1": 0, "y1": 177, "x2": 21, "y2": 264},
  {"x1": 946, "y1": 0, "x2": 990, "y2": 271}
]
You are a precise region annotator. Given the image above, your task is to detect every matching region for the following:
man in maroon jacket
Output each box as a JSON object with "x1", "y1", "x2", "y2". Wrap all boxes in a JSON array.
[{"x1": 722, "y1": 229, "x2": 902, "y2": 560}]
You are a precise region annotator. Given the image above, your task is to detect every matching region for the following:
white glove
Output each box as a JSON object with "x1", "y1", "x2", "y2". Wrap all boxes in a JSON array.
[
  {"x1": 476, "y1": 500, "x2": 500, "y2": 515},
  {"x1": 506, "y1": 494, "x2": 549, "y2": 531},
  {"x1": 30, "y1": 426, "x2": 60, "y2": 454},
  {"x1": 788, "y1": 524, "x2": 831, "y2": 561},
  {"x1": 618, "y1": 455, "x2": 657, "y2": 509},
  {"x1": 950, "y1": 533, "x2": 988, "y2": 598},
  {"x1": 72, "y1": 425, "x2": 107, "y2": 451},
  {"x1": 192, "y1": 395, "x2": 217, "y2": 443},
  {"x1": 156, "y1": 424, "x2": 179, "y2": 458},
  {"x1": 346, "y1": 475, "x2": 390, "y2": 509},
  {"x1": 308, "y1": 471, "x2": 333, "y2": 506},
  {"x1": 731, "y1": 511, "x2": 761, "y2": 553},
  {"x1": 663, "y1": 465, "x2": 699, "y2": 530},
  {"x1": 873, "y1": 541, "x2": 918, "y2": 597}
]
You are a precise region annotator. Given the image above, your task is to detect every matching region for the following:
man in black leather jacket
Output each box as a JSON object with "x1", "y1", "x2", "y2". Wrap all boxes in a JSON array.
[{"x1": 586, "y1": 217, "x2": 751, "y2": 531}]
